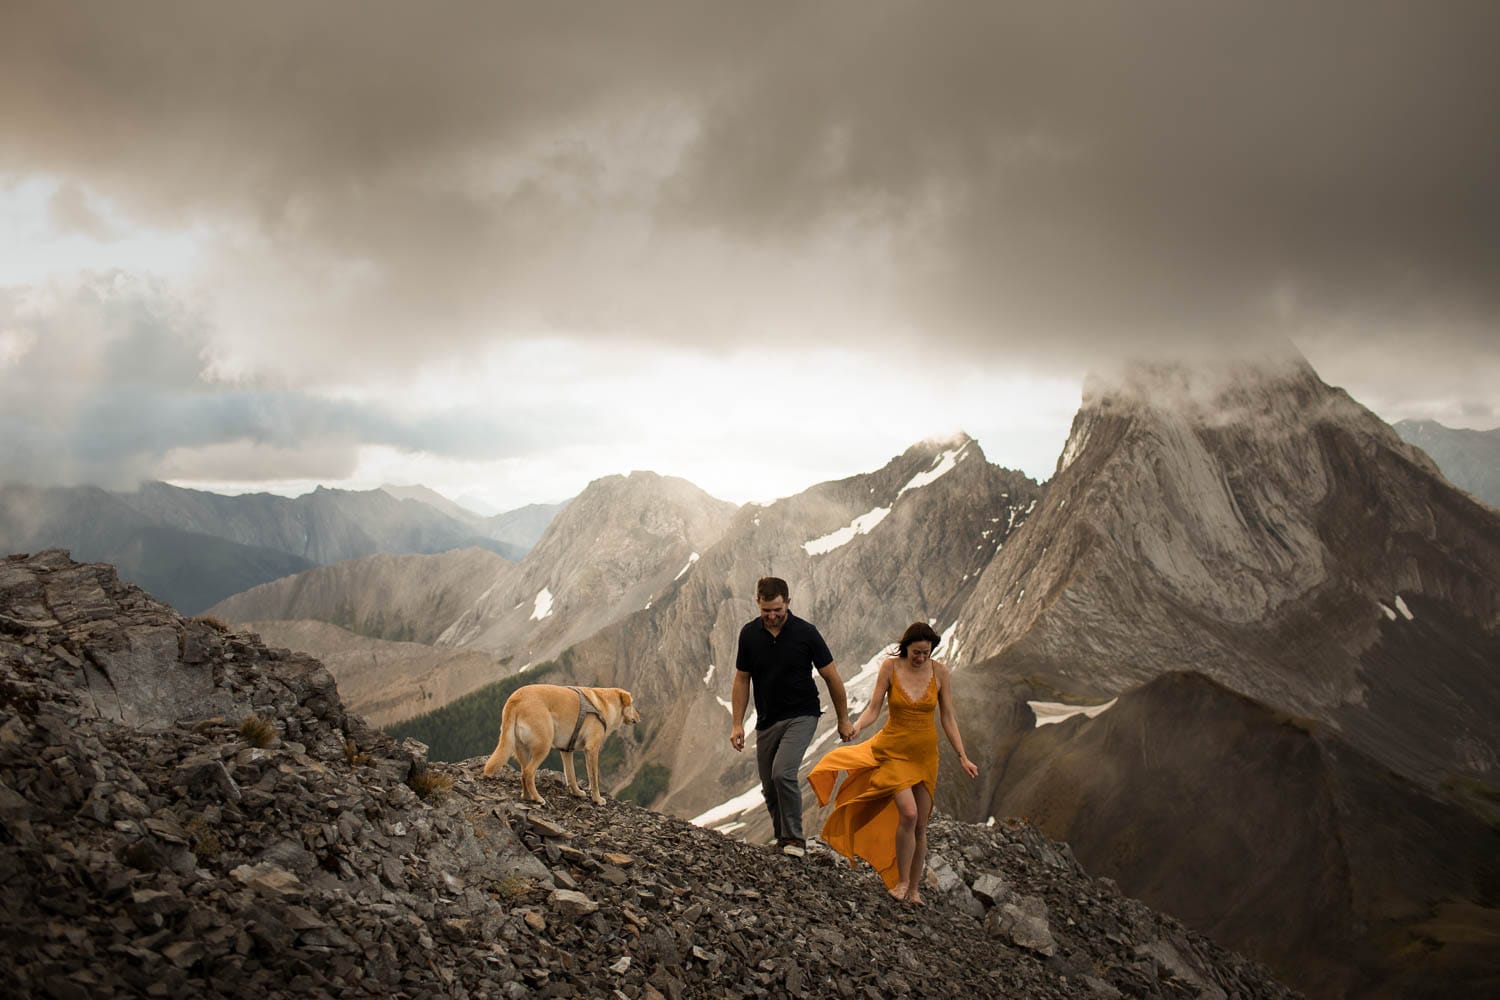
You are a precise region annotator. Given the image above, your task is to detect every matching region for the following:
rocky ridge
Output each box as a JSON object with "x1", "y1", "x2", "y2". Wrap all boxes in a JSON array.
[{"x1": 0, "y1": 550, "x2": 1294, "y2": 999}]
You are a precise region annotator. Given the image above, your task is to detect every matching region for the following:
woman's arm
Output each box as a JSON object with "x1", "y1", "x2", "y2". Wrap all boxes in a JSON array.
[
  {"x1": 935, "y1": 661, "x2": 979, "y2": 777},
  {"x1": 851, "y1": 660, "x2": 893, "y2": 737}
]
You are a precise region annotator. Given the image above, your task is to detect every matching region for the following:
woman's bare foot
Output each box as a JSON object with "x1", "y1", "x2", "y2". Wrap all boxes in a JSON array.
[
  {"x1": 904, "y1": 890, "x2": 925, "y2": 906},
  {"x1": 888, "y1": 883, "x2": 909, "y2": 902}
]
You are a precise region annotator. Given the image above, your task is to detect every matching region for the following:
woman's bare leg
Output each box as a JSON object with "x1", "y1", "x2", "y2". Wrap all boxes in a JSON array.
[
  {"x1": 890, "y1": 786, "x2": 919, "y2": 899},
  {"x1": 905, "y1": 784, "x2": 933, "y2": 904}
]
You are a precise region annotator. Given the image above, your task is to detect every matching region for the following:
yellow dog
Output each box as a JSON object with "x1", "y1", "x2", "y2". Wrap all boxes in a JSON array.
[{"x1": 482, "y1": 684, "x2": 640, "y2": 805}]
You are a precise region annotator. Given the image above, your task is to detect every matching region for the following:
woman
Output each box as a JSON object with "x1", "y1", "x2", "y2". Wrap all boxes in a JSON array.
[{"x1": 808, "y1": 622, "x2": 979, "y2": 903}]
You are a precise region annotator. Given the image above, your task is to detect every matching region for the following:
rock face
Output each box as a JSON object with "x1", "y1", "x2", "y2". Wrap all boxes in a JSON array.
[
  {"x1": 951, "y1": 354, "x2": 1500, "y2": 787},
  {"x1": 0, "y1": 550, "x2": 1295, "y2": 999}
]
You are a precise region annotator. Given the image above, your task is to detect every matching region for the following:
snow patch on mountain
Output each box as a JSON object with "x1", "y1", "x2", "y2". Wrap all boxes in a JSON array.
[
  {"x1": 674, "y1": 552, "x2": 700, "y2": 580},
  {"x1": 530, "y1": 588, "x2": 554, "y2": 621},
  {"x1": 802, "y1": 507, "x2": 891, "y2": 556},
  {"x1": 1029, "y1": 698, "x2": 1119, "y2": 727},
  {"x1": 897, "y1": 443, "x2": 969, "y2": 498}
]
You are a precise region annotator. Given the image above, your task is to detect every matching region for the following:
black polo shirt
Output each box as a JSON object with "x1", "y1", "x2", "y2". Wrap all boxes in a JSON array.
[{"x1": 736, "y1": 612, "x2": 834, "y2": 730}]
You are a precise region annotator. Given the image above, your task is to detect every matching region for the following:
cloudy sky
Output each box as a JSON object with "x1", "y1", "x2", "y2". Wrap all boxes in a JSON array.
[{"x1": 2, "y1": 2, "x2": 1497, "y2": 511}]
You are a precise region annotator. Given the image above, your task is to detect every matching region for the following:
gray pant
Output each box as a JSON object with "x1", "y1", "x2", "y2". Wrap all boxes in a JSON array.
[{"x1": 755, "y1": 714, "x2": 818, "y2": 842}]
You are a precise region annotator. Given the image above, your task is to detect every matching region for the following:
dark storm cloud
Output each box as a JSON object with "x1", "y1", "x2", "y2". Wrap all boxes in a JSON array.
[
  {"x1": 2, "y1": 2, "x2": 1497, "y2": 385},
  {"x1": 0, "y1": 276, "x2": 567, "y2": 487}
]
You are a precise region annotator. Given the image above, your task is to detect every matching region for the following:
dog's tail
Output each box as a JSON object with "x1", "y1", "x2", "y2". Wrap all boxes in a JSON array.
[{"x1": 482, "y1": 696, "x2": 519, "y2": 777}]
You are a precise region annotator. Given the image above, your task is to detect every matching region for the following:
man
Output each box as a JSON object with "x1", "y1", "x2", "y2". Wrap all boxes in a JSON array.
[{"x1": 730, "y1": 576, "x2": 855, "y2": 857}]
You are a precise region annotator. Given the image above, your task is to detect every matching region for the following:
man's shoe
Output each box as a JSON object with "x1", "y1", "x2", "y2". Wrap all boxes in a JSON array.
[{"x1": 781, "y1": 839, "x2": 806, "y2": 858}]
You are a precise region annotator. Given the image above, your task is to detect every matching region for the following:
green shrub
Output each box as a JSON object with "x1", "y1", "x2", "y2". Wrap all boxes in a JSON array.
[{"x1": 617, "y1": 763, "x2": 671, "y2": 807}]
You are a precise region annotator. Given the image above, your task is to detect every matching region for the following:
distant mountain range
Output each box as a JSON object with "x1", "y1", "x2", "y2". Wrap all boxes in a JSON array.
[
  {"x1": 1393, "y1": 418, "x2": 1500, "y2": 509},
  {"x1": 0, "y1": 480, "x2": 565, "y2": 614}
]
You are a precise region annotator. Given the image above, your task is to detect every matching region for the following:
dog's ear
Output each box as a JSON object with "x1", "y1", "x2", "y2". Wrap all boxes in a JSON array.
[{"x1": 619, "y1": 690, "x2": 632, "y2": 706}]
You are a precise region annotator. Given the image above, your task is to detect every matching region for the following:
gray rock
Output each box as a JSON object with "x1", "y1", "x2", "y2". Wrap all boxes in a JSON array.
[
  {"x1": 970, "y1": 872, "x2": 1010, "y2": 907},
  {"x1": 548, "y1": 888, "x2": 600, "y2": 917}
]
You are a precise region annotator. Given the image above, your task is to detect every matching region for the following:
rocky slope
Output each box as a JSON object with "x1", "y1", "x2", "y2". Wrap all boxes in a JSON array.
[
  {"x1": 1393, "y1": 418, "x2": 1500, "y2": 511},
  {"x1": 0, "y1": 550, "x2": 1296, "y2": 999},
  {"x1": 956, "y1": 671, "x2": 1500, "y2": 999}
]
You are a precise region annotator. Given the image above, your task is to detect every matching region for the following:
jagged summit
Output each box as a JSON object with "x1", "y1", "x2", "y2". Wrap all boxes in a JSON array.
[
  {"x1": 957, "y1": 350, "x2": 1497, "y2": 717},
  {"x1": 0, "y1": 550, "x2": 1295, "y2": 999}
]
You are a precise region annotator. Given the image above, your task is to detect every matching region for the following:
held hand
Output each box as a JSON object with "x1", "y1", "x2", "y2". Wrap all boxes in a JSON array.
[
  {"x1": 730, "y1": 725, "x2": 745, "y2": 753},
  {"x1": 837, "y1": 718, "x2": 856, "y2": 742},
  {"x1": 960, "y1": 755, "x2": 979, "y2": 778}
]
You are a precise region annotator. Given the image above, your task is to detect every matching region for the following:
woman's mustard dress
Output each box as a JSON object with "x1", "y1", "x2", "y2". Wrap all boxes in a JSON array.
[{"x1": 808, "y1": 668, "x2": 938, "y2": 889}]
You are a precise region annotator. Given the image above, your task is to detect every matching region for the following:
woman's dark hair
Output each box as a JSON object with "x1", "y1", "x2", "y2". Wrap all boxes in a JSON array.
[{"x1": 897, "y1": 622, "x2": 941, "y2": 658}]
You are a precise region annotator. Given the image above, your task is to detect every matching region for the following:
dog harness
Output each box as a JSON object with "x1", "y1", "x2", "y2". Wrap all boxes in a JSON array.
[{"x1": 562, "y1": 687, "x2": 606, "y2": 753}]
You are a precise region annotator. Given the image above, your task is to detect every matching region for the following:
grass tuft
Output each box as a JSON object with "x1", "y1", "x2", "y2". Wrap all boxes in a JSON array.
[
  {"x1": 193, "y1": 614, "x2": 231, "y2": 633},
  {"x1": 239, "y1": 714, "x2": 278, "y2": 748},
  {"x1": 185, "y1": 815, "x2": 222, "y2": 861},
  {"x1": 409, "y1": 769, "x2": 455, "y2": 801}
]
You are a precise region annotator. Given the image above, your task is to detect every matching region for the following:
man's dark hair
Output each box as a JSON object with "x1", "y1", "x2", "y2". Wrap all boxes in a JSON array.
[
  {"x1": 756, "y1": 576, "x2": 790, "y2": 602},
  {"x1": 897, "y1": 621, "x2": 941, "y2": 657}
]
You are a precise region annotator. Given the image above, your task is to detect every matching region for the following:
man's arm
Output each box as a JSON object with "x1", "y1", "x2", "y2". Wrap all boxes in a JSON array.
[
  {"x1": 730, "y1": 670, "x2": 751, "y2": 752},
  {"x1": 816, "y1": 662, "x2": 856, "y2": 741}
]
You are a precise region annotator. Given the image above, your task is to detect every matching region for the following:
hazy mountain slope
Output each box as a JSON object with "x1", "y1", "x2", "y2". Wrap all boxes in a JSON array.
[
  {"x1": 1394, "y1": 418, "x2": 1500, "y2": 510},
  {"x1": 239, "y1": 618, "x2": 507, "y2": 727},
  {"x1": 539, "y1": 437, "x2": 1044, "y2": 819},
  {"x1": 970, "y1": 671, "x2": 1500, "y2": 999},
  {"x1": 483, "y1": 501, "x2": 569, "y2": 553},
  {"x1": 381, "y1": 483, "x2": 558, "y2": 557},
  {"x1": 380, "y1": 482, "x2": 491, "y2": 522},
  {"x1": 208, "y1": 547, "x2": 512, "y2": 645},
  {"x1": 1, "y1": 484, "x2": 154, "y2": 562},
  {"x1": 121, "y1": 480, "x2": 499, "y2": 564},
  {"x1": 0, "y1": 485, "x2": 314, "y2": 614},
  {"x1": 108, "y1": 525, "x2": 316, "y2": 614}
]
